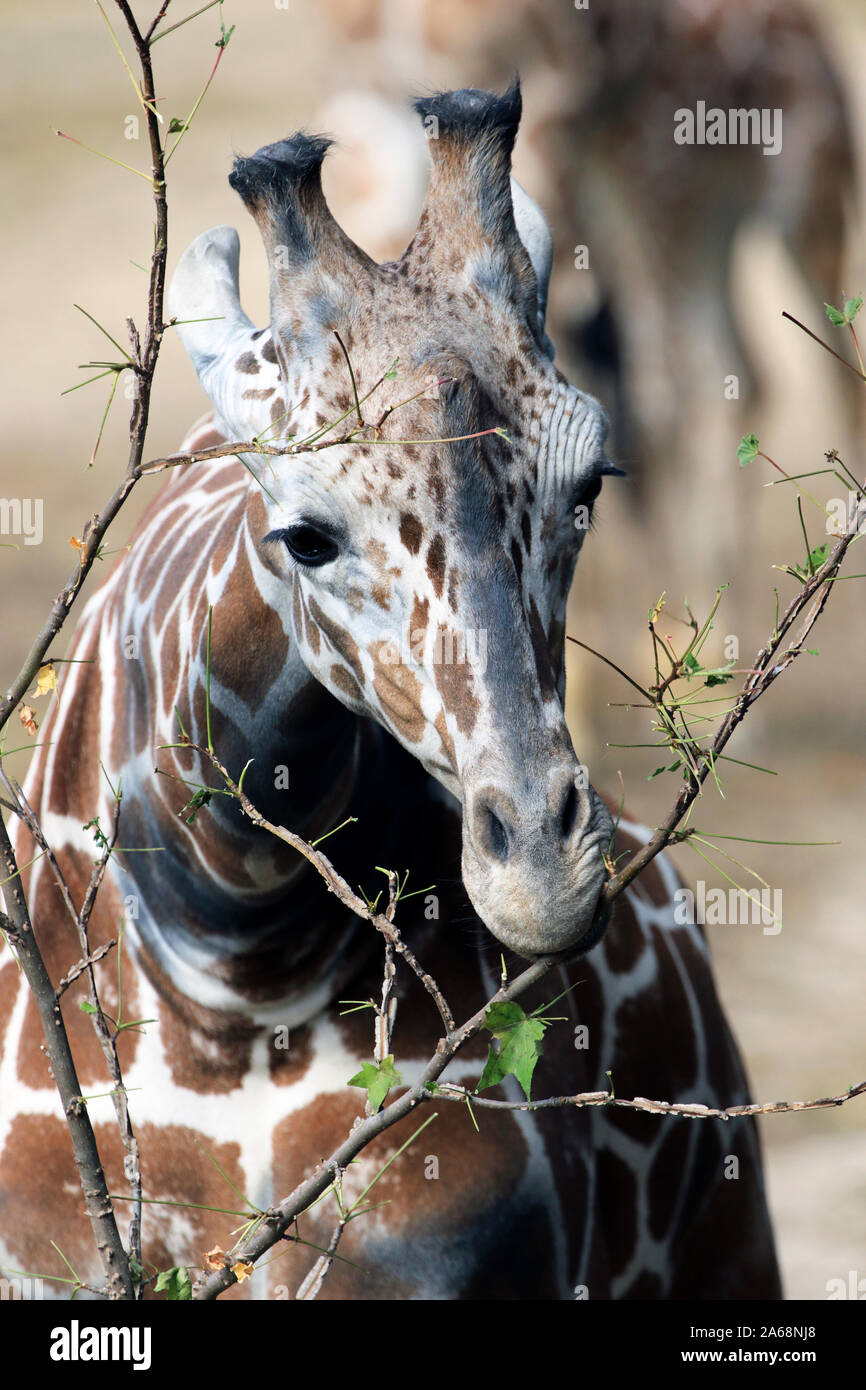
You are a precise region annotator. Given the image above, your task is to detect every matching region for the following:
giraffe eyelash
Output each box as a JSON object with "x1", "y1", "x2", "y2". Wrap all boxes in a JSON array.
[{"x1": 264, "y1": 523, "x2": 341, "y2": 568}]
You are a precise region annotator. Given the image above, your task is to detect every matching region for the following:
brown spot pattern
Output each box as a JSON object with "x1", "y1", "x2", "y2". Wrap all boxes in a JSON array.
[
  {"x1": 399, "y1": 512, "x2": 423, "y2": 555},
  {"x1": 371, "y1": 648, "x2": 426, "y2": 743},
  {"x1": 426, "y1": 534, "x2": 446, "y2": 598},
  {"x1": 434, "y1": 708, "x2": 456, "y2": 767},
  {"x1": 331, "y1": 663, "x2": 363, "y2": 702},
  {"x1": 433, "y1": 631, "x2": 480, "y2": 736},
  {"x1": 308, "y1": 595, "x2": 364, "y2": 682}
]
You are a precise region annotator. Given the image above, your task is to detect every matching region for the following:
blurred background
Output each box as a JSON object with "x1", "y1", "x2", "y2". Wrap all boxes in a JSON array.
[{"x1": 1, "y1": 0, "x2": 864, "y2": 1298}]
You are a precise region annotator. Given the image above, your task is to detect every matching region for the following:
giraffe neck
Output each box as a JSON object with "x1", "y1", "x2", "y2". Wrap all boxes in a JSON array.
[{"x1": 101, "y1": 465, "x2": 418, "y2": 1029}]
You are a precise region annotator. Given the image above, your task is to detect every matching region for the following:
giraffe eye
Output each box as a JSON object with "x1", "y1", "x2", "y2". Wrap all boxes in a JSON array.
[
  {"x1": 281, "y1": 523, "x2": 340, "y2": 568},
  {"x1": 578, "y1": 475, "x2": 602, "y2": 507}
]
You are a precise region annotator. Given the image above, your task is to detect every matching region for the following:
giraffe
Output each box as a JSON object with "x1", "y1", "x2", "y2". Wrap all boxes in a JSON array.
[{"x1": 0, "y1": 84, "x2": 781, "y2": 1300}]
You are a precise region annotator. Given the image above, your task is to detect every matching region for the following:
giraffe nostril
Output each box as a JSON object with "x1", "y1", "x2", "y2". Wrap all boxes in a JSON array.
[
  {"x1": 485, "y1": 807, "x2": 510, "y2": 862},
  {"x1": 559, "y1": 780, "x2": 579, "y2": 840}
]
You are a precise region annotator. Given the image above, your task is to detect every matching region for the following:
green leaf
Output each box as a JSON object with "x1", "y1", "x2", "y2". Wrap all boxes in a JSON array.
[
  {"x1": 477, "y1": 1000, "x2": 548, "y2": 1101},
  {"x1": 183, "y1": 787, "x2": 212, "y2": 825},
  {"x1": 78, "y1": 1000, "x2": 99, "y2": 1016},
  {"x1": 737, "y1": 432, "x2": 760, "y2": 467},
  {"x1": 154, "y1": 1266, "x2": 192, "y2": 1301},
  {"x1": 348, "y1": 1054, "x2": 402, "y2": 1113},
  {"x1": 648, "y1": 760, "x2": 682, "y2": 780},
  {"x1": 167, "y1": 117, "x2": 185, "y2": 134},
  {"x1": 82, "y1": 816, "x2": 109, "y2": 850},
  {"x1": 703, "y1": 661, "x2": 736, "y2": 687},
  {"x1": 683, "y1": 652, "x2": 700, "y2": 675},
  {"x1": 825, "y1": 295, "x2": 864, "y2": 326},
  {"x1": 793, "y1": 543, "x2": 829, "y2": 579}
]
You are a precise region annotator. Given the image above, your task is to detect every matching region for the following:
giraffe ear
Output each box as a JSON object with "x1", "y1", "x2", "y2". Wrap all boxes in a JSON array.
[
  {"x1": 511, "y1": 179, "x2": 555, "y2": 359},
  {"x1": 167, "y1": 225, "x2": 282, "y2": 439}
]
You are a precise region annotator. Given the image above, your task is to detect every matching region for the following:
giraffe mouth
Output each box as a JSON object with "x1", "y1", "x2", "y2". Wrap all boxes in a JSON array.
[
  {"x1": 460, "y1": 777, "x2": 615, "y2": 959},
  {"x1": 532, "y1": 894, "x2": 611, "y2": 963},
  {"x1": 493, "y1": 881, "x2": 611, "y2": 963}
]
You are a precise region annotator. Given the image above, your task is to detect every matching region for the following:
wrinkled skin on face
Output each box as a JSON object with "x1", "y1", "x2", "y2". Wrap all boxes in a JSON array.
[{"x1": 169, "y1": 83, "x2": 618, "y2": 956}]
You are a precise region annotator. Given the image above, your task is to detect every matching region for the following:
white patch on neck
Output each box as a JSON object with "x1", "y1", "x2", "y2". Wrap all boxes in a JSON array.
[{"x1": 121, "y1": 909, "x2": 359, "y2": 1030}]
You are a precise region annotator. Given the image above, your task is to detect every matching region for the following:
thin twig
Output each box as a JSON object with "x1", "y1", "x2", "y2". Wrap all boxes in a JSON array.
[
  {"x1": 56, "y1": 939, "x2": 118, "y2": 998},
  {"x1": 295, "y1": 1169, "x2": 347, "y2": 1301},
  {"x1": 592, "y1": 512, "x2": 861, "y2": 900},
  {"x1": 166, "y1": 741, "x2": 456, "y2": 1035},
  {"x1": 434, "y1": 1080, "x2": 866, "y2": 1120},
  {"x1": 782, "y1": 311, "x2": 866, "y2": 383},
  {"x1": 137, "y1": 422, "x2": 511, "y2": 477},
  {"x1": 334, "y1": 331, "x2": 363, "y2": 428}
]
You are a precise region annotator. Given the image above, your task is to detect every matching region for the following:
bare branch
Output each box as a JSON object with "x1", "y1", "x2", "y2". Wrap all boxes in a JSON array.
[
  {"x1": 173, "y1": 741, "x2": 457, "y2": 1035},
  {"x1": 0, "y1": 0, "x2": 183, "y2": 1297},
  {"x1": 294, "y1": 1169, "x2": 347, "y2": 1301},
  {"x1": 589, "y1": 508, "x2": 863, "y2": 900},
  {"x1": 0, "y1": 813, "x2": 135, "y2": 1298},
  {"x1": 56, "y1": 939, "x2": 118, "y2": 998},
  {"x1": 194, "y1": 952, "x2": 554, "y2": 1299},
  {"x1": 433, "y1": 1080, "x2": 866, "y2": 1120},
  {"x1": 0, "y1": 0, "x2": 169, "y2": 741},
  {"x1": 2, "y1": 756, "x2": 143, "y2": 1284}
]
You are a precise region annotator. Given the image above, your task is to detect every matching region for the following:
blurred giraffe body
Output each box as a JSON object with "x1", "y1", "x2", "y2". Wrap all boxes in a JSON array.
[{"x1": 0, "y1": 86, "x2": 779, "y2": 1299}]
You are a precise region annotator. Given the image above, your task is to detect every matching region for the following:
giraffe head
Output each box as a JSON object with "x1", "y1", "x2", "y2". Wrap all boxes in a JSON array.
[{"x1": 168, "y1": 83, "x2": 618, "y2": 958}]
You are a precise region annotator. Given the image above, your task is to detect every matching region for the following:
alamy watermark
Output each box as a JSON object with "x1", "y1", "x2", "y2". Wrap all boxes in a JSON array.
[
  {"x1": 49, "y1": 1320, "x2": 151, "y2": 1370},
  {"x1": 674, "y1": 880, "x2": 782, "y2": 935},
  {"x1": 378, "y1": 623, "x2": 488, "y2": 675},
  {"x1": 1, "y1": 1273, "x2": 44, "y2": 1299},
  {"x1": 0, "y1": 497, "x2": 43, "y2": 546},
  {"x1": 674, "y1": 101, "x2": 782, "y2": 157},
  {"x1": 826, "y1": 1270, "x2": 866, "y2": 1299},
  {"x1": 826, "y1": 491, "x2": 866, "y2": 537}
]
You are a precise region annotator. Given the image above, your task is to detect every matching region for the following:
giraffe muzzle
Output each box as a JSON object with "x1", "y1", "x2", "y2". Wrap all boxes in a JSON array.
[{"x1": 461, "y1": 759, "x2": 614, "y2": 958}]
